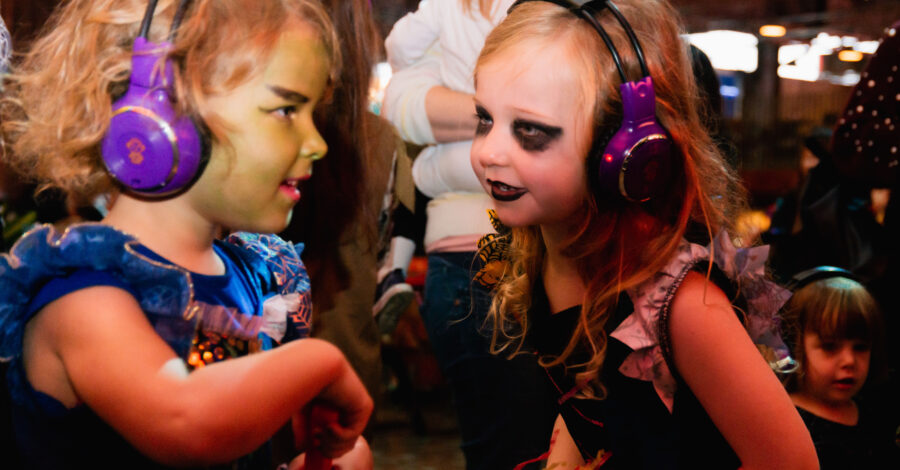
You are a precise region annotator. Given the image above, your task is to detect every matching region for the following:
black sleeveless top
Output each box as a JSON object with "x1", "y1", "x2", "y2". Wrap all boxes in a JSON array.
[{"x1": 527, "y1": 277, "x2": 741, "y2": 469}]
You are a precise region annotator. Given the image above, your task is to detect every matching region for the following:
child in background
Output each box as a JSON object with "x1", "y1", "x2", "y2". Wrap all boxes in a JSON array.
[
  {"x1": 0, "y1": 0, "x2": 372, "y2": 468},
  {"x1": 781, "y1": 267, "x2": 899, "y2": 469},
  {"x1": 472, "y1": 1, "x2": 818, "y2": 468}
]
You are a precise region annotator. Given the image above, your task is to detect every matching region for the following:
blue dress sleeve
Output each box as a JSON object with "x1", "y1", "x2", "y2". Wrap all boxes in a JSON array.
[
  {"x1": 26, "y1": 269, "x2": 138, "y2": 319},
  {"x1": 0, "y1": 223, "x2": 194, "y2": 404},
  {"x1": 224, "y1": 232, "x2": 313, "y2": 342}
]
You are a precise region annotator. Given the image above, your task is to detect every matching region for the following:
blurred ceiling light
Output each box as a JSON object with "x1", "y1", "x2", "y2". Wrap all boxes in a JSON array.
[
  {"x1": 835, "y1": 70, "x2": 861, "y2": 86},
  {"x1": 759, "y1": 25, "x2": 786, "y2": 37},
  {"x1": 811, "y1": 32, "x2": 842, "y2": 52},
  {"x1": 838, "y1": 49, "x2": 864, "y2": 62},
  {"x1": 687, "y1": 30, "x2": 758, "y2": 73},
  {"x1": 777, "y1": 43, "x2": 820, "y2": 81},
  {"x1": 778, "y1": 43, "x2": 808, "y2": 64},
  {"x1": 854, "y1": 40, "x2": 879, "y2": 54}
]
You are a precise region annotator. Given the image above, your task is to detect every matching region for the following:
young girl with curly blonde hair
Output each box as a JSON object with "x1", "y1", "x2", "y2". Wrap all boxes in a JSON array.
[{"x1": 0, "y1": 0, "x2": 373, "y2": 467}]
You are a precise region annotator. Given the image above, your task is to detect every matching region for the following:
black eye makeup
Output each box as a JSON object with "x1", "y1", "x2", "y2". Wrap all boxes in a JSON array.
[
  {"x1": 512, "y1": 119, "x2": 562, "y2": 152},
  {"x1": 474, "y1": 103, "x2": 563, "y2": 152},
  {"x1": 475, "y1": 105, "x2": 493, "y2": 136}
]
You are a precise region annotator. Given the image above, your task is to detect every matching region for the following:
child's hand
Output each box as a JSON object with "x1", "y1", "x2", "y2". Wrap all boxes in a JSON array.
[
  {"x1": 295, "y1": 362, "x2": 372, "y2": 458},
  {"x1": 287, "y1": 436, "x2": 372, "y2": 470}
]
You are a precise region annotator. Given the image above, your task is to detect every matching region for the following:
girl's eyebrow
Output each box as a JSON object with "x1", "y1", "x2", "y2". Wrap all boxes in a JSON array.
[{"x1": 266, "y1": 84, "x2": 309, "y2": 103}]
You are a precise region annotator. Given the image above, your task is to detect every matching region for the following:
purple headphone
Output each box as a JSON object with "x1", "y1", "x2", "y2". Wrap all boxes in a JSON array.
[
  {"x1": 509, "y1": 0, "x2": 674, "y2": 202},
  {"x1": 101, "y1": 0, "x2": 203, "y2": 197}
]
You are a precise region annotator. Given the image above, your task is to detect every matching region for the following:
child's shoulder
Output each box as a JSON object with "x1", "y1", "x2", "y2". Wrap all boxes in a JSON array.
[
  {"x1": 0, "y1": 223, "x2": 192, "y2": 359},
  {"x1": 610, "y1": 232, "x2": 795, "y2": 410}
]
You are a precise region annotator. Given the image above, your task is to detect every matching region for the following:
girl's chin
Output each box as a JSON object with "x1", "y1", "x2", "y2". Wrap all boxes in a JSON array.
[
  {"x1": 491, "y1": 208, "x2": 532, "y2": 229},
  {"x1": 228, "y1": 216, "x2": 291, "y2": 235}
]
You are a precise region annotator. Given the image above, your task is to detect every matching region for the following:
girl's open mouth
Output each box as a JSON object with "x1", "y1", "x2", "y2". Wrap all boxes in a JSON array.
[
  {"x1": 833, "y1": 377, "x2": 856, "y2": 390},
  {"x1": 280, "y1": 178, "x2": 302, "y2": 202},
  {"x1": 488, "y1": 179, "x2": 527, "y2": 202}
]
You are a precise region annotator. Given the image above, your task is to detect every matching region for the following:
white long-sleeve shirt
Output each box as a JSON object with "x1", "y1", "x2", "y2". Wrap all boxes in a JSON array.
[
  {"x1": 385, "y1": 0, "x2": 514, "y2": 96},
  {"x1": 382, "y1": 1, "x2": 514, "y2": 252}
]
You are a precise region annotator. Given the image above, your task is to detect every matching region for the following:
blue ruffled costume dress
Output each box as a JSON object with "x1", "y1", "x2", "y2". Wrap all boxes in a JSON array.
[{"x1": 0, "y1": 223, "x2": 313, "y2": 468}]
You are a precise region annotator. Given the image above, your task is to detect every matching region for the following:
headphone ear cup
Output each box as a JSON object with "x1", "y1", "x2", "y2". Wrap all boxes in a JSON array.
[
  {"x1": 594, "y1": 77, "x2": 674, "y2": 202},
  {"x1": 598, "y1": 123, "x2": 674, "y2": 202},
  {"x1": 101, "y1": 37, "x2": 203, "y2": 197}
]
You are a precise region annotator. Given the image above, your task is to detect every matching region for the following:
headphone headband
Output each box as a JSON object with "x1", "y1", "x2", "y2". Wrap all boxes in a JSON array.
[
  {"x1": 506, "y1": 0, "x2": 674, "y2": 202},
  {"x1": 509, "y1": 0, "x2": 649, "y2": 83},
  {"x1": 786, "y1": 266, "x2": 860, "y2": 292}
]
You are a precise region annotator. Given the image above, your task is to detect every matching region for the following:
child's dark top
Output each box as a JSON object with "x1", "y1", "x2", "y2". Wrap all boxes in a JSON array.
[{"x1": 525, "y1": 234, "x2": 795, "y2": 469}]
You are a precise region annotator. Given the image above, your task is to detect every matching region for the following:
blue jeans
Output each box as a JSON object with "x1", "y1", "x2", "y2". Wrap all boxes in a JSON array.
[{"x1": 421, "y1": 252, "x2": 556, "y2": 470}]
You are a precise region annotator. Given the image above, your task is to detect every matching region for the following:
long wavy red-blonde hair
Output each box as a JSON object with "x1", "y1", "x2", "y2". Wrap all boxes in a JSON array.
[
  {"x1": 1, "y1": 0, "x2": 340, "y2": 205},
  {"x1": 477, "y1": 0, "x2": 747, "y2": 395}
]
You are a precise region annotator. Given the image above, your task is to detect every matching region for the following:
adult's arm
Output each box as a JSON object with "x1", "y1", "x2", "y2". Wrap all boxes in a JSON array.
[
  {"x1": 383, "y1": 46, "x2": 477, "y2": 145},
  {"x1": 668, "y1": 271, "x2": 819, "y2": 469},
  {"x1": 24, "y1": 285, "x2": 372, "y2": 466},
  {"x1": 382, "y1": 47, "x2": 442, "y2": 145},
  {"x1": 425, "y1": 84, "x2": 478, "y2": 143},
  {"x1": 383, "y1": 0, "x2": 441, "y2": 72}
]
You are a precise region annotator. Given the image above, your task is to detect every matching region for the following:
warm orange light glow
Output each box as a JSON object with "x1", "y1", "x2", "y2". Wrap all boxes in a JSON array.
[
  {"x1": 735, "y1": 210, "x2": 771, "y2": 247},
  {"x1": 759, "y1": 25, "x2": 786, "y2": 38},
  {"x1": 837, "y1": 49, "x2": 864, "y2": 62}
]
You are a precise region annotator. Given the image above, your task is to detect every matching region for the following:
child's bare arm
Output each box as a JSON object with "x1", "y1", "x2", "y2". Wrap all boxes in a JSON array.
[
  {"x1": 668, "y1": 272, "x2": 818, "y2": 470},
  {"x1": 24, "y1": 285, "x2": 372, "y2": 466}
]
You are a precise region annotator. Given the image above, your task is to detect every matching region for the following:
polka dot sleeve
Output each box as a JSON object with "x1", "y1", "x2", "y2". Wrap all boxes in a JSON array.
[{"x1": 831, "y1": 21, "x2": 900, "y2": 188}]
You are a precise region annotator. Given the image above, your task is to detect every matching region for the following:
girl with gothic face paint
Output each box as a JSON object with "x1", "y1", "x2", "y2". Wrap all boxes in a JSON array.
[{"x1": 471, "y1": 1, "x2": 819, "y2": 468}]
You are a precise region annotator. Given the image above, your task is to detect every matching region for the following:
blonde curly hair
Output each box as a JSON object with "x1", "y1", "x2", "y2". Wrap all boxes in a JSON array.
[
  {"x1": 477, "y1": 0, "x2": 747, "y2": 396},
  {"x1": 1, "y1": 0, "x2": 340, "y2": 205}
]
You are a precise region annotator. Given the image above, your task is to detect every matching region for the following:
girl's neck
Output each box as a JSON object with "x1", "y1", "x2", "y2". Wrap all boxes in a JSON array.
[
  {"x1": 540, "y1": 223, "x2": 585, "y2": 314},
  {"x1": 790, "y1": 392, "x2": 859, "y2": 426},
  {"x1": 103, "y1": 195, "x2": 224, "y2": 275}
]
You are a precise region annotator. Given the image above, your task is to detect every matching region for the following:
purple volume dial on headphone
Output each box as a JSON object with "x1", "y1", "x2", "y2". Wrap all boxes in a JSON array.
[
  {"x1": 597, "y1": 76, "x2": 673, "y2": 202},
  {"x1": 101, "y1": 37, "x2": 203, "y2": 196}
]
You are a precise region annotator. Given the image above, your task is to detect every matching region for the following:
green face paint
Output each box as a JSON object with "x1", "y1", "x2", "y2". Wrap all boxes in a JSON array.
[{"x1": 186, "y1": 24, "x2": 330, "y2": 234}]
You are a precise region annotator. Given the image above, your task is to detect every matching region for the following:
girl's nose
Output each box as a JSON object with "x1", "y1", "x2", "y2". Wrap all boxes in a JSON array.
[
  {"x1": 472, "y1": 129, "x2": 508, "y2": 168},
  {"x1": 837, "y1": 345, "x2": 858, "y2": 367},
  {"x1": 299, "y1": 126, "x2": 327, "y2": 162}
]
